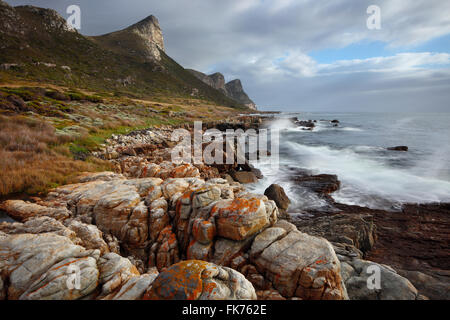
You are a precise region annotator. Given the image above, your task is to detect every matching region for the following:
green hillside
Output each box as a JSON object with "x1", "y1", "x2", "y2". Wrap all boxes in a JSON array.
[{"x1": 0, "y1": 2, "x2": 245, "y2": 108}]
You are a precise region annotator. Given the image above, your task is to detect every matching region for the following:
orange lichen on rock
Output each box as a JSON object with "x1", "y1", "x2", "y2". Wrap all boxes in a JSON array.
[
  {"x1": 212, "y1": 198, "x2": 270, "y2": 241},
  {"x1": 143, "y1": 260, "x2": 210, "y2": 300}
]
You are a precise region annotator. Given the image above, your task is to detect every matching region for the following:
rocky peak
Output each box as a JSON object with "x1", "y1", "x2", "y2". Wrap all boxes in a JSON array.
[
  {"x1": 225, "y1": 79, "x2": 257, "y2": 110},
  {"x1": 187, "y1": 69, "x2": 257, "y2": 110},
  {"x1": 93, "y1": 14, "x2": 165, "y2": 62},
  {"x1": 208, "y1": 73, "x2": 226, "y2": 91},
  {"x1": 126, "y1": 15, "x2": 165, "y2": 52}
]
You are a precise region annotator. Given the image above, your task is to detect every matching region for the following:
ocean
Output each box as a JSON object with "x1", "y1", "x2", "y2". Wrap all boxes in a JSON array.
[{"x1": 248, "y1": 112, "x2": 450, "y2": 212}]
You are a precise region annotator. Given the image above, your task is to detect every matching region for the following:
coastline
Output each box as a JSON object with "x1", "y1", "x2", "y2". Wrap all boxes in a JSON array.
[{"x1": 1, "y1": 114, "x2": 448, "y2": 300}]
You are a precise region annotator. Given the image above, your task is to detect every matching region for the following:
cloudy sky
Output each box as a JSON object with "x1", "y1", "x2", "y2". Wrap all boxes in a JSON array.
[{"x1": 6, "y1": 0, "x2": 450, "y2": 112}]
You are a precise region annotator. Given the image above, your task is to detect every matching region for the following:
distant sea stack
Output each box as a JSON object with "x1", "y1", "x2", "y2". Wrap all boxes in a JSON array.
[
  {"x1": 187, "y1": 69, "x2": 257, "y2": 110},
  {"x1": 92, "y1": 15, "x2": 165, "y2": 62}
]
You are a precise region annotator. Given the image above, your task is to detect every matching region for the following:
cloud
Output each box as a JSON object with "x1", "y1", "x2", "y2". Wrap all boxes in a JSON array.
[{"x1": 5, "y1": 0, "x2": 450, "y2": 111}]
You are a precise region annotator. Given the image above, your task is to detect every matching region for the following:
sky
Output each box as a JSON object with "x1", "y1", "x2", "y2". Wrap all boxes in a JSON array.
[{"x1": 6, "y1": 0, "x2": 450, "y2": 112}]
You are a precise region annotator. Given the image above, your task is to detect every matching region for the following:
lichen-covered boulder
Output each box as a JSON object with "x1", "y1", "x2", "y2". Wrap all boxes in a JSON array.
[
  {"x1": 66, "y1": 220, "x2": 111, "y2": 255},
  {"x1": 97, "y1": 253, "x2": 141, "y2": 299},
  {"x1": 143, "y1": 260, "x2": 256, "y2": 300},
  {"x1": 0, "y1": 200, "x2": 71, "y2": 222},
  {"x1": 211, "y1": 198, "x2": 272, "y2": 241},
  {"x1": 251, "y1": 223, "x2": 347, "y2": 300},
  {"x1": 0, "y1": 232, "x2": 100, "y2": 300},
  {"x1": 0, "y1": 216, "x2": 79, "y2": 242},
  {"x1": 20, "y1": 255, "x2": 99, "y2": 300}
]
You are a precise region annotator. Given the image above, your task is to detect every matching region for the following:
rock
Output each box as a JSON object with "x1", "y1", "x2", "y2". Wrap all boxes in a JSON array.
[
  {"x1": 342, "y1": 260, "x2": 418, "y2": 300},
  {"x1": 331, "y1": 202, "x2": 450, "y2": 299},
  {"x1": 249, "y1": 227, "x2": 287, "y2": 258},
  {"x1": 97, "y1": 253, "x2": 140, "y2": 299},
  {"x1": 387, "y1": 146, "x2": 408, "y2": 151},
  {"x1": 66, "y1": 220, "x2": 110, "y2": 255},
  {"x1": 76, "y1": 171, "x2": 125, "y2": 183},
  {"x1": 211, "y1": 198, "x2": 272, "y2": 241},
  {"x1": 102, "y1": 272, "x2": 158, "y2": 300},
  {"x1": 257, "y1": 289, "x2": 286, "y2": 300},
  {"x1": 264, "y1": 184, "x2": 290, "y2": 213},
  {"x1": 229, "y1": 170, "x2": 258, "y2": 184},
  {"x1": 0, "y1": 200, "x2": 71, "y2": 222},
  {"x1": 397, "y1": 270, "x2": 449, "y2": 300},
  {"x1": 143, "y1": 260, "x2": 257, "y2": 300},
  {"x1": 20, "y1": 255, "x2": 99, "y2": 300},
  {"x1": 293, "y1": 174, "x2": 340, "y2": 195},
  {"x1": 0, "y1": 216, "x2": 79, "y2": 243},
  {"x1": 0, "y1": 232, "x2": 100, "y2": 300},
  {"x1": 251, "y1": 224, "x2": 346, "y2": 300},
  {"x1": 293, "y1": 213, "x2": 376, "y2": 253},
  {"x1": 212, "y1": 237, "x2": 254, "y2": 267},
  {"x1": 295, "y1": 120, "x2": 315, "y2": 129},
  {"x1": 148, "y1": 226, "x2": 180, "y2": 271}
]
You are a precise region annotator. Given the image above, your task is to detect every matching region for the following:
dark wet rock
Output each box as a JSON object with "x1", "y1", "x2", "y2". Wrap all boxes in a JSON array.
[
  {"x1": 292, "y1": 213, "x2": 376, "y2": 254},
  {"x1": 294, "y1": 120, "x2": 315, "y2": 130},
  {"x1": 328, "y1": 202, "x2": 450, "y2": 299},
  {"x1": 331, "y1": 120, "x2": 340, "y2": 124},
  {"x1": 398, "y1": 269, "x2": 449, "y2": 300},
  {"x1": 264, "y1": 184, "x2": 290, "y2": 213},
  {"x1": 293, "y1": 174, "x2": 341, "y2": 195},
  {"x1": 229, "y1": 170, "x2": 258, "y2": 184},
  {"x1": 239, "y1": 162, "x2": 263, "y2": 179},
  {"x1": 387, "y1": 146, "x2": 408, "y2": 151}
]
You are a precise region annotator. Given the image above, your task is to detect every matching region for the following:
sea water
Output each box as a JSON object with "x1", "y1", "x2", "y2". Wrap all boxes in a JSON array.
[{"x1": 247, "y1": 112, "x2": 450, "y2": 211}]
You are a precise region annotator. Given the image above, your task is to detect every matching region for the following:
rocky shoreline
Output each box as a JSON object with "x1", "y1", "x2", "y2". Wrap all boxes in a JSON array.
[{"x1": 0, "y1": 116, "x2": 448, "y2": 300}]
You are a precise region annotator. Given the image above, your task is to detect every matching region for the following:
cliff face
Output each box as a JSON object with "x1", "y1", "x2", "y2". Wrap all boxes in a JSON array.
[
  {"x1": 225, "y1": 79, "x2": 257, "y2": 110},
  {"x1": 188, "y1": 69, "x2": 257, "y2": 110},
  {"x1": 92, "y1": 15, "x2": 165, "y2": 62}
]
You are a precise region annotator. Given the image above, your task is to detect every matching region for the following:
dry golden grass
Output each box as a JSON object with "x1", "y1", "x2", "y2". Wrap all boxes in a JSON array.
[{"x1": 0, "y1": 115, "x2": 112, "y2": 196}]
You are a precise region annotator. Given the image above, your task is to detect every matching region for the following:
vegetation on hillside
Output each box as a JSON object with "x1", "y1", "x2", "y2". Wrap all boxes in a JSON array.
[{"x1": 0, "y1": 5, "x2": 246, "y2": 109}]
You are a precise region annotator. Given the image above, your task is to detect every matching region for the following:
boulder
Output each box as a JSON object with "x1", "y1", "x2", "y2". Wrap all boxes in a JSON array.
[
  {"x1": 387, "y1": 146, "x2": 408, "y2": 151},
  {"x1": 211, "y1": 198, "x2": 271, "y2": 241},
  {"x1": 334, "y1": 243, "x2": 419, "y2": 300},
  {"x1": 97, "y1": 253, "x2": 140, "y2": 298},
  {"x1": 143, "y1": 260, "x2": 257, "y2": 300},
  {"x1": 293, "y1": 174, "x2": 340, "y2": 195},
  {"x1": 0, "y1": 232, "x2": 100, "y2": 300},
  {"x1": 0, "y1": 200, "x2": 71, "y2": 222},
  {"x1": 229, "y1": 170, "x2": 258, "y2": 184},
  {"x1": 342, "y1": 260, "x2": 418, "y2": 300},
  {"x1": 251, "y1": 224, "x2": 346, "y2": 300},
  {"x1": 264, "y1": 184, "x2": 290, "y2": 213},
  {"x1": 0, "y1": 216, "x2": 79, "y2": 243},
  {"x1": 293, "y1": 213, "x2": 376, "y2": 253}
]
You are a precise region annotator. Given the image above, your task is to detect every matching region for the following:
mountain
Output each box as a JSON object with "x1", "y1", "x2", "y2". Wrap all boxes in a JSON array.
[
  {"x1": 225, "y1": 79, "x2": 257, "y2": 110},
  {"x1": 0, "y1": 1, "x2": 246, "y2": 109},
  {"x1": 91, "y1": 15, "x2": 164, "y2": 62},
  {"x1": 187, "y1": 69, "x2": 257, "y2": 110}
]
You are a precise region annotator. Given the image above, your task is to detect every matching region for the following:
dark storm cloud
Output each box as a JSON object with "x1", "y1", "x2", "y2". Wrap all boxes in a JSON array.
[{"x1": 5, "y1": 0, "x2": 450, "y2": 111}]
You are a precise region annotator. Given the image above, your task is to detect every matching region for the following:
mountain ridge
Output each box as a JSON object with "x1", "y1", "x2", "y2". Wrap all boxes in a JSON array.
[
  {"x1": 0, "y1": 1, "x2": 248, "y2": 109},
  {"x1": 187, "y1": 69, "x2": 257, "y2": 110}
]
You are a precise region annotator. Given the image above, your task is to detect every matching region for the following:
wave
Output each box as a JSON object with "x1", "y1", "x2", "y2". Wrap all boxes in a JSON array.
[{"x1": 279, "y1": 141, "x2": 450, "y2": 209}]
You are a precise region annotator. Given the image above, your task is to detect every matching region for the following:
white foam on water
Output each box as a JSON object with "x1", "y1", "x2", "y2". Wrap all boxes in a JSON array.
[{"x1": 284, "y1": 141, "x2": 450, "y2": 209}]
